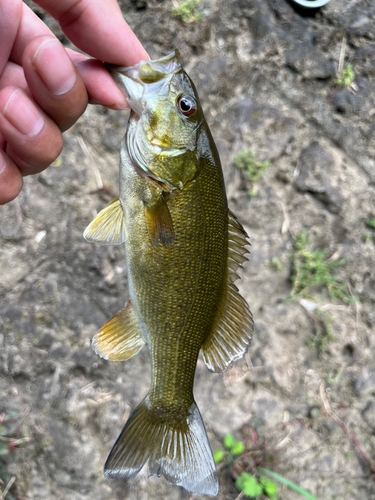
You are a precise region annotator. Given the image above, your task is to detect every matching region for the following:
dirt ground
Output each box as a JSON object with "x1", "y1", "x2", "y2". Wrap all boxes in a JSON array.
[{"x1": 1, "y1": 0, "x2": 375, "y2": 499}]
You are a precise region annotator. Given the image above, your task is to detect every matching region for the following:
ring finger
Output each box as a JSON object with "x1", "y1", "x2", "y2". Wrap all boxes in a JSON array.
[{"x1": 0, "y1": 86, "x2": 64, "y2": 175}]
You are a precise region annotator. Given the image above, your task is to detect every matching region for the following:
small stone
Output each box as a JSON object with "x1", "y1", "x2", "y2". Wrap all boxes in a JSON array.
[
  {"x1": 300, "y1": 299, "x2": 317, "y2": 312},
  {"x1": 284, "y1": 42, "x2": 336, "y2": 80},
  {"x1": 353, "y1": 367, "x2": 375, "y2": 396},
  {"x1": 294, "y1": 141, "x2": 343, "y2": 213},
  {"x1": 36, "y1": 333, "x2": 54, "y2": 350},
  {"x1": 332, "y1": 90, "x2": 356, "y2": 113},
  {"x1": 309, "y1": 406, "x2": 321, "y2": 418}
]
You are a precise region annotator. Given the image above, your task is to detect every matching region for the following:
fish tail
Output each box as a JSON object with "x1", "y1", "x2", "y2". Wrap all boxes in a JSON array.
[{"x1": 104, "y1": 396, "x2": 218, "y2": 495}]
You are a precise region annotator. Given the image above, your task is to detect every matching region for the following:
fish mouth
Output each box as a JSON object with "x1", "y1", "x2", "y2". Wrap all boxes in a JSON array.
[{"x1": 105, "y1": 50, "x2": 181, "y2": 117}]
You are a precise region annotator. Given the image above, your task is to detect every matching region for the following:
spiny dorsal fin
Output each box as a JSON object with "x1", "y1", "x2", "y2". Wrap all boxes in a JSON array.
[
  {"x1": 201, "y1": 209, "x2": 253, "y2": 372},
  {"x1": 83, "y1": 198, "x2": 125, "y2": 245},
  {"x1": 144, "y1": 195, "x2": 174, "y2": 248},
  {"x1": 92, "y1": 300, "x2": 145, "y2": 361}
]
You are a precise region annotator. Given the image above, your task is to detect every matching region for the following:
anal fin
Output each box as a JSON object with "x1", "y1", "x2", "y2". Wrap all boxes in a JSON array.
[
  {"x1": 93, "y1": 300, "x2": 145, "y2": 361},
  {"x1": 202, "y1": 209, "x2": 254, "y2": 372},
  {"x1": 83, "y1": 198, "x2": 125, "y2": 245},
  {"x1": 144, "y1": 194, "x2": 174, "y2": 248}
]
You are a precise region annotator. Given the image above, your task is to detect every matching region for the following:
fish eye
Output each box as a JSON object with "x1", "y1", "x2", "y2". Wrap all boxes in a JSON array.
[{"x1": 177, "y1": 95, "x2": 197, "y2": 117}]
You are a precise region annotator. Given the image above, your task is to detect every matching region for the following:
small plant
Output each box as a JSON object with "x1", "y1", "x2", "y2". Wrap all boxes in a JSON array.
[
  {"x1": 236, "y1": 472, "x2": 278, "y2": 499},
  {"x1": 334, "y1": 63, "x2": 355, "y2": 87},
  {"x1": 307, "y1": 311, "x2": 334, "y2": 354},
  {"x1": 172, "y1": 0, "x2": 204, "y2": 23},
  {"x1": 291, "y1": 230, "x2": 350, "y2": 302},
  {"x1": 214, "y1": 429, "x2": 320, "y2": 500},
  {"x1": 366, "y1": 218, "x2": 375, "y2": 229},
  {"x1": 264, "y1": 258, "x2": 283, "y2": 272},
  {"x1": 213, "y1": 433, "x2": 245, "y2": 464},
  {"x1": 271, "y1": 257, "x2": 283, "y2": 272},
  {"x1": 235, "y1": 149, "x2": 270, "y2": 196}
]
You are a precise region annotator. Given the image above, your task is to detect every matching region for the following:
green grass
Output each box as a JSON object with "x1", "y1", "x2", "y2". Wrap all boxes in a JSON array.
[
  {"x1": 366, "y1": 218, "x2": 375, "y2": 229},
  {"x1": 334, "y1": 63, "x2": 355, "y2": 87},
  {"x1": 172, "y1": 0, "x2": 204, "y2": 23},
  {"x1": 264, "y1": 257, "x2": 284, "y2": 272},
  {"x1": 258, "y1": 468, "x2": 320, "y2": 500},
  {"x1": 235, "y1": 149, "x2": 270, "y2": 194},
  {"x1": 365, "y1": 233, "x2": 372, "y2": 243},
  {"x1": 291, "y1": 230, "x2": 351, "y2": 302},
  {"x1": 307, "y1": 311, "x2": 334, "y2": 354}
]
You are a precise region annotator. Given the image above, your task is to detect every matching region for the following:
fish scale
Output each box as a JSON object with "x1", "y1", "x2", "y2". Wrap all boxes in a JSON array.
[
  {"x1": 83, "y1": 50, "x2": 253, "y2": 495},
  {"x1": 128, "y1": 166, "x2": 227, "y2": 414}
]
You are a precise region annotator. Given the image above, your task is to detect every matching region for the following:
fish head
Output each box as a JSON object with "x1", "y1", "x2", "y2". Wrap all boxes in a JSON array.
[{"x1": 107, "y1": 50, "x2": 204, "y2": 190}]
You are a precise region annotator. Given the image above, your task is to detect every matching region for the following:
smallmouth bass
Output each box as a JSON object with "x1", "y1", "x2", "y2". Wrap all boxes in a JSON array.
[{"x1": 84, "y1": 50, "x2": 253, "y2": 495}]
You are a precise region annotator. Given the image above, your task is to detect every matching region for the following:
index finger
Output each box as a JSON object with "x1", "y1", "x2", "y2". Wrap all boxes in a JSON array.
[{"x1": 33, "y1": 0, "x2": 149, "y2": 66}]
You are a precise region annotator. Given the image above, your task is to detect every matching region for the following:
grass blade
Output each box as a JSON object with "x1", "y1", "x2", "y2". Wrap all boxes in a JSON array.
[{"x1": 257, "y1": 468, "x2": 320, "y2": 500}]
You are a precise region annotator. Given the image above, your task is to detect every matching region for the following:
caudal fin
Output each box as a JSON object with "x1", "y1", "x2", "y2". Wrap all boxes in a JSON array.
[{"x1": 104, "y1": 397, "x2": 218, "y2": 495}]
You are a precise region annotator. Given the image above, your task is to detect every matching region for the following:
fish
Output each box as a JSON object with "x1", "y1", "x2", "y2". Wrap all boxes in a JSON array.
[{"x1": 83, "y1": 50, "x2": 253, "y2": 495}]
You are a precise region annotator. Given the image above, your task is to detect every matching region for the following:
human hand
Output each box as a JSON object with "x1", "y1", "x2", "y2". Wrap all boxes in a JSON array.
[{"x1": 0, "y1": 0, "x2": 148, "y2": 204}]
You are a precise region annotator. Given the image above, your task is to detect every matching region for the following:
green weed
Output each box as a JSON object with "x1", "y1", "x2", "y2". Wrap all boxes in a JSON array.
[
  {"x1": 172, "y1": 0, "x2": 204, "y2": 23},
  {"x1": 271, "y1": 257, "x2": 283, "y2": 272},
  {"x1": 258, "y1": 468, "x2": 319, "y2": 500},
  {"x1": 213, "y1": 433, "x2": 245, "y2": 465},
  {"x1": 264, "y1": 257, "x2": 283, "y2": 272},
  {"x1": 214, "y1": 433, "x2": 319, "y2": 499},
  {"x1": 307, "y1": 311, "x2": 334, "y2": 354},
  {"x1": 235, "y1": 149, "x2": 270, "y2": 194},
  {"x1": 335, "y1": 63, "x2": 355, "y2": 87},
  {"x1": 366, "y1": 218, "x2": 375, "y2": 229},
  {"x1": 236, "y1": 472, "x2": 278, "y2": 499},
  {"x1": 291, "y1": 230, "x2": 350, "y2": 302}
]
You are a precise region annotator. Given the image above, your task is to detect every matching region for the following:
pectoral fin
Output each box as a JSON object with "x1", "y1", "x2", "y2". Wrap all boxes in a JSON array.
[
  {"x1": 83, "y1": 198, "x2": 125, "y2": 245},
  {"x1": 92, "y1": 300, "x2": 145, "y2": 361},
  {"x1": 202, "y1": 210, "x2": 253, "y2": 372},
  {"x1": 144, "y1": 195, "x2": 174, "y2": 248}
]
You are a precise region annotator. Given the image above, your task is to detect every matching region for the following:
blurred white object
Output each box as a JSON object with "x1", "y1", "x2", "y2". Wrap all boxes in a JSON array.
[
  {"x1": 299, "y1": 299, "x2": 317, "y2": 312},
  {"x1": 35, "y1": 230, "x2": 46, "y2": 243},
  {"x1": 291, "y1": 0, "x2": 330, "y2": 7}
]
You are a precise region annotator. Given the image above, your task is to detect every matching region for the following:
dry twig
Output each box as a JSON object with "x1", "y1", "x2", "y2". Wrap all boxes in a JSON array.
[{"x1": 319, "y1": 381, "x2": 375, "y2": 476}]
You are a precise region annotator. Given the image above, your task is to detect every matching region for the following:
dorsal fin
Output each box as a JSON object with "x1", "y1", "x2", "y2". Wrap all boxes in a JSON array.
[
  {"x1": 144, "y1": 194, "x2": 174, "y2": 248},
  {"x1": 92, "y1": 300, "x2": 145, "y2": 361},
  {"x1": 83, "y1": 198, "x2": 125, "y2": 245},
  {"x1": 201, "y1": 210, "x2": 253, "y2": 372}
]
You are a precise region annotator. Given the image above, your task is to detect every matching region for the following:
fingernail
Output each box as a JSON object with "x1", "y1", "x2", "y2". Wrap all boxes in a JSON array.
[
  {"x1": 33, "y1": 38, "x2": 76, "y2": 95},
  {"x1": 3, "y1": 89, "x2": 44, "y2": 137}
]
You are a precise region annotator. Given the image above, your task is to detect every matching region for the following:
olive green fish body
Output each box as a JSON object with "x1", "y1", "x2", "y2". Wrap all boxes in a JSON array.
[
  {"x1": 122, "y1": 129, "x2": 227, "y2": 416},
  {"x1": 84, "y1": 50, "x2": 253, "y2": 495}
]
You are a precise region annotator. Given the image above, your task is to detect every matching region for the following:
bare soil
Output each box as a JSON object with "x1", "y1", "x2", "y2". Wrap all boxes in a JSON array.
[{"x1": 1, "y1": 1, "x2": 375, "y2": 499}]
